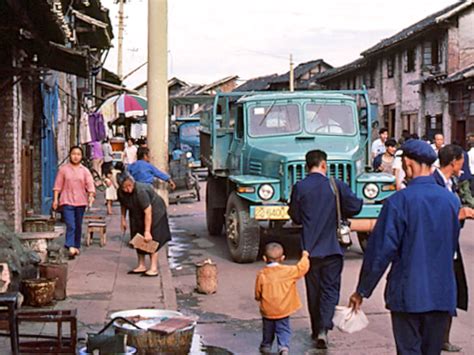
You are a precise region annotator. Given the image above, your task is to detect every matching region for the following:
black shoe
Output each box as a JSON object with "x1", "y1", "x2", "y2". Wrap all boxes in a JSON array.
[{"x1": 316, "y1": 330, "x2": 328, "y2": 349}]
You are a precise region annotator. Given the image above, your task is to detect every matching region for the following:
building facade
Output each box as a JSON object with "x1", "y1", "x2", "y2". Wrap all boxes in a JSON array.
[{"x1": 314, "y1": 1, "x2": 474, "y2": 142}]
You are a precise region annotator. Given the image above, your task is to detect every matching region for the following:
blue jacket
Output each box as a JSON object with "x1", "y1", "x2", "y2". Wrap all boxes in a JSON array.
[
  {"x1": 356, "y1": 176, "x2": 461, "y2": 314},
  {"x1": 288, "y1": 172, "x2": 363, "y2": 258},
  {"x1": 128, "y1": 160, "x2": 170, "y2": 185}
]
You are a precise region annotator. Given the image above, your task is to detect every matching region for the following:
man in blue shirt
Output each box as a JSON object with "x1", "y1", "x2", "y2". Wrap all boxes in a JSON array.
[
  {"x1": 349, "y1": 140, "x2": 461, "y2": 355},
  {"x1": 288, "y1": 150, "x2": 362, "y2": 349},
  {"x1": 128, "y1": 147, "x2": 176, "y2": 190}
]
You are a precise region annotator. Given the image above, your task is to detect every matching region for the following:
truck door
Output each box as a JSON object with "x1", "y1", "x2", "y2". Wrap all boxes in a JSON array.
[{"x1": 228, "y1": 104, "x2": 245, "y2": 174}]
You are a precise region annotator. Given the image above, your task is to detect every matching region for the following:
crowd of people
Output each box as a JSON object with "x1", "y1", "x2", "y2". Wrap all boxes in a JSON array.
[{"x1": 51, "y1": 129, "x2": 474, "y2": 354}]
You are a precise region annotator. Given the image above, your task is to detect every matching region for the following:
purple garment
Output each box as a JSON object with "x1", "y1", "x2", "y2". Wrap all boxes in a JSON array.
[
  {"x1": 90, "y1": 141, "x2": 104, "y2": 160},
  {"x1": 88, "y1": 112, "x2": 106, "y2": 142}
]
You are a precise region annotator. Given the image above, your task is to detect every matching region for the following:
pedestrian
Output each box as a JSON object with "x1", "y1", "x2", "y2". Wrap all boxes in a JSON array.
[
  {"x1": 392, "y1": 148, "x2": 407, "y2": 190},
  {"x1": 105, "y1": 162, "x2": 123, "y2": 215},
  {"x1": 371, "y1": 128, "x2": 388, "y2": 159},
  {"x1": 349, "y1": 139, "x2": 461, "y2": 355},
  {"x1": 468, "y1": 136, "x2": 474, "y2": 195},
  {"x1": 255, "y1": 243, "x2": 310, "y2": 355},
  {"x1": 102, "y1": 138, "x2": 114, "y2": 177},
  {"x1": 118, "y1": 172, "x2": 171, "y2": 277},
  {"x1": 288, "y1": 150, "x2": 362, "y2": 349},
  {"x1": 123, "y1": 138, "x2": 138, "y2": 165},
  {"x1": 90, "y1": 141, "x2": 104, "y2": 176},
  {"x1": 128, "y1": 147, "x2": 176, "y2": 190},
  {"x1": 373, "y1": 138, "x2": 397, "y2": 173},
  {"x1": 433, "y1": 144, "x2": 473, "y2": 352},
  {"x1": 431, "y1": 132, "x2": 445, "y2": 155},
  {"x1": 53, "y1": 146, "x2": 95, "y2": 258}
]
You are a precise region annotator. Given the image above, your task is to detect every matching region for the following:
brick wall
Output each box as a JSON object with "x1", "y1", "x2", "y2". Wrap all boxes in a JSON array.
[{"x1": 0, "y1": 80, "x2": 20, "y2": 231}]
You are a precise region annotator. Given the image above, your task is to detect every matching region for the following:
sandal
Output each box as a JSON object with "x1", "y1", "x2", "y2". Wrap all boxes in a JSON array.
[
  {"x1": 127, "y1": 269, "x2": 146, "y2": 274},
  {"x1": 141, "y1": 272, "x2": 159, "y2": 277}
]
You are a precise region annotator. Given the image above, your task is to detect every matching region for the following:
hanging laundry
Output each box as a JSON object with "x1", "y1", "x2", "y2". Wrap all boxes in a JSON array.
[
  {"x1": 88, "y1": 112, "x2": 107, "y2": 142},
  {"x1": 79, "y1": 112, "x2": 92, "y2": 144}
]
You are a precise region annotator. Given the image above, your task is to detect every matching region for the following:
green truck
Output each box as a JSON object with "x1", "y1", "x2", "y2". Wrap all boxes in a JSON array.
[{"x1": 200, "y1": 90, "x2": 396, "y2": 263}]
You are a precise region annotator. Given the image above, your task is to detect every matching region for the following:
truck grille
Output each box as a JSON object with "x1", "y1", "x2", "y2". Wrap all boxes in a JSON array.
[{"x1": 284, "y1": 161, "x2": 353, "y2": 200}]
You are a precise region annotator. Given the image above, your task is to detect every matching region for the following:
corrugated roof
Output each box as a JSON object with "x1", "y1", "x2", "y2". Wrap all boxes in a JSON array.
[
  {"x1": 362, "y1": 1, "x2": 470, "y2": 56},
  {"x1": 441, "y1": 64, "x2": 474, "y2": 84},
  {"x1": 270, "y1": 59, "x2": 333, "y2": 84},
  {"x1": 234, "y1": 74, "x2": 278, "y2": 91}
]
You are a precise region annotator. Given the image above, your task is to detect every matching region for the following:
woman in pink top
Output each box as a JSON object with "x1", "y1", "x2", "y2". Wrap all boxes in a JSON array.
[{"x1": 53, "y1": 146, "x2": 95, "y2": 257}]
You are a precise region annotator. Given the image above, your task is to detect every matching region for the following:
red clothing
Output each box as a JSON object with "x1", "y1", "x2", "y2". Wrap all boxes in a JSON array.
[
  {"x1": 53, "y1": 163, "x2": 95, "y2": 206},
  {"x1": 255, "y1": 254, "x2": 310, "y2": 319}
]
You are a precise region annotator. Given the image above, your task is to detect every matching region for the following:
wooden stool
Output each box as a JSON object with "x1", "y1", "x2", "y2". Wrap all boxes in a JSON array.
[
  {"x1": 0, "y1": 292, "x2": 20, "y2": 355},
  {"x1": 85, "y1": 222, "x2": 107, "y2": 247}
]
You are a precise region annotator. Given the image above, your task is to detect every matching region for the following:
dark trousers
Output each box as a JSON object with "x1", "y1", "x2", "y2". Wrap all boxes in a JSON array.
[
  {"x1": 261, "y1": 317, "x2": 291, "y2": 351},
  {"x1": 304, "y1": 255, "x2": 343, "y2": 335},
  {"x1": 391, "y1": 311, "x2": 450, "y2": 355},
  {"x1": 62, "y1": 205, "x2": 86, "y2": 249}
]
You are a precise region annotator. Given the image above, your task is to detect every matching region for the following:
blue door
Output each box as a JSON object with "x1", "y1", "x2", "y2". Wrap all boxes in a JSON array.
[{"x1": 40, "y1": 82, "x2": 59, "y2": 214}]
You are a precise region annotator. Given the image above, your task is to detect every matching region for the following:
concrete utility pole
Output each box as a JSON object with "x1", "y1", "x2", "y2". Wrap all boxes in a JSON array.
[
  {"x1": 289, "y1": 54, "x2": 294, "y2": 92},
  {"x1": 117, "y1": 0, "x2": 125, "y2": 80},
  {"x1": 147, "y1": 0, "x2": 169, "y2": 202}
]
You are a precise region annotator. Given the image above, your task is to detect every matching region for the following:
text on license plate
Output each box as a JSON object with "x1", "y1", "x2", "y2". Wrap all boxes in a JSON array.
[{"x1": 254, "y1": 206, "x2": 290, "y2": 220}]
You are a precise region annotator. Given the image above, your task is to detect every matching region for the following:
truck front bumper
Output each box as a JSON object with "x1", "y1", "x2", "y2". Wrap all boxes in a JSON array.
[{"x1": 249, "y1": 203, "x2": 381, "y2": 233}]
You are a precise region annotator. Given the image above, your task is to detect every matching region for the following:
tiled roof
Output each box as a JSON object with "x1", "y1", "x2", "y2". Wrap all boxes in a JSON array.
[
  {"x1": 362, "y1": 1, "x2": 470, "y2": 56},
  {"x1": 234, "y1": 74, "x2": 278, "y2": 91},
  {"x1": 441, "y1": 64, "x2": 474, "y2": 84},
  {"x1": 270, "y1": 59, "x2": 333, "y2": 84}
]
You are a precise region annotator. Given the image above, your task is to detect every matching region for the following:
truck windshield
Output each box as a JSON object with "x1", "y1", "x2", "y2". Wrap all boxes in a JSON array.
[
  {"x1": 180, "y1": 124, "x2": 199, "y2": 138},
  {"x1": 249, "y1": 104, "x2": 300, "y2": 137},
  {"x1": 305, "y1": 103, "x2": 356, "y2": 135}
]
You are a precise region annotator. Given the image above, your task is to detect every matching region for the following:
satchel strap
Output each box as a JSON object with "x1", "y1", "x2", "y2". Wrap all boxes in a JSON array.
[{"x1": 329, "y1": 177, "x2": 342, "y2": 229}]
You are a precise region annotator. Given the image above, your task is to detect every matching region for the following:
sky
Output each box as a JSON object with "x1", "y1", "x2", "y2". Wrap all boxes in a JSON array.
[{"x1": 101, "y1": 0, "x2": 459, "y2": 88}]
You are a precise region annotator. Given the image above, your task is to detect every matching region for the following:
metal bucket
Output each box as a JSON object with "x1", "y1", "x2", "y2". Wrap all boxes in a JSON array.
[{"x1": 110, "y1": 309, "x2": 196, "y2": 355}]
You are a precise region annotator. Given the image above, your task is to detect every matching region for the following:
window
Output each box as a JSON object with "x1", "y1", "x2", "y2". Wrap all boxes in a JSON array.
[
  {"x1": 423, "y1": 39, "x2": 440, "y2": 66},
  {"x1": 387, "y1": 56, "x2": 394, "y2": 78},
  {"x1": 236, "y1": 105, "x2": 244, "y2": 139},
  {"x1": 365, "y1": 67, "x2": 375, "y2": 88},
  {"x1": 248, "y1": 104, "x2": 300, "y2": 137},
  {"x1": 405, "y1": 48, "x2": 416, "y2": 72},
  {"x1": 305, "y1": 103, "x2": 356, "y2": 135}
]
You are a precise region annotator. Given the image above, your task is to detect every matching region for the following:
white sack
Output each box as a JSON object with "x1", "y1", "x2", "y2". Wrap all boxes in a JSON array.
[{"x1": 332, "y1": 305, "x2": 369, "y2": 334}]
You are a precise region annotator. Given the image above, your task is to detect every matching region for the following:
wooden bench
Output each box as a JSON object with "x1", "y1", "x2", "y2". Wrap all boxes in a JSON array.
[{"x1": 85, "y1": 221, "x2": 107, "y2": 247}]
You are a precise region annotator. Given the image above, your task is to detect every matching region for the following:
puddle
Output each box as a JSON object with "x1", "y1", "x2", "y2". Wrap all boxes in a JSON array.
[{"x1": 189, "y1": 333, "x2": 233, "y2": 354}]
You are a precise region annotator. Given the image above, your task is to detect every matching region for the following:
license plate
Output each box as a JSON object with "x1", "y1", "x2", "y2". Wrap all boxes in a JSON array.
[{"x1": 254, "y1": 206, "x2": 290, "y2": 220}]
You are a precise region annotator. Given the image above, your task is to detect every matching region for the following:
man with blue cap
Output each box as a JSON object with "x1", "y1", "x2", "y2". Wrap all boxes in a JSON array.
[{"x1": 348, "y1": 139, "x2": 461, "y2": 355}]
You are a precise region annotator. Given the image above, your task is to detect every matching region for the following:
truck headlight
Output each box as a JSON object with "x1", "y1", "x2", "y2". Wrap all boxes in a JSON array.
[
  {"x1": 185, "y1": 151, "x2": 192, "y2": 158},
  {"x1": 363, "y1": 183, "x2": 379, "y2": 199},
  {"x1": 258, "y1": 184, "x2": 274, "y2": 201}
]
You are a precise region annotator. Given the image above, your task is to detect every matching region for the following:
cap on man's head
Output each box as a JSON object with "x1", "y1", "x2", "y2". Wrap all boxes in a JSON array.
[{"x1": 401, "y1": 139, "x2": 437, "y2": 165}]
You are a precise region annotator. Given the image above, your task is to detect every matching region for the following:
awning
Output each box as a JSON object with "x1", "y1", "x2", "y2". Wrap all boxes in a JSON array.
[
  {"x1": 169, "y1": 95, "x2": 215, "y2": 106},
  {"x1": 39, "y1": 42, "x2": 89, "y2": 78}
]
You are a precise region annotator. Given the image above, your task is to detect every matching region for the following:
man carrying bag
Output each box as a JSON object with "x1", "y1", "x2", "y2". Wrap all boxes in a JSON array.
[{"x1": 289, "y1": 150, "x2": 362, "y2": 349}]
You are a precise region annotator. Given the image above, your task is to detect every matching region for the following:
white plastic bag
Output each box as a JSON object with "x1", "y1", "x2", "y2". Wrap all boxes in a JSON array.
[{"x1": 332, "y1": 306, "x2": 369, "y2": 334}]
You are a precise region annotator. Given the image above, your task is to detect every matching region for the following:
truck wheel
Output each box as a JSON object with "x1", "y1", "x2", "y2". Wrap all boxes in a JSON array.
[
  {"x1": 225, "y1": 192, "x2": 260, "y2": 263},
  {"x1": 206, "y1": 177, "x2": 225, "y2": 235},
  {"x1": 357, "y1": 232, "x2": 369, "y2": 253}
]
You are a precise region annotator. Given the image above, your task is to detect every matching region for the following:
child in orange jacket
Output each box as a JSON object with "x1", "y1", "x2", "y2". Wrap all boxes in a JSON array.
[{"x1": 255, "y1": 243, "x2": 310, "y2": 355}]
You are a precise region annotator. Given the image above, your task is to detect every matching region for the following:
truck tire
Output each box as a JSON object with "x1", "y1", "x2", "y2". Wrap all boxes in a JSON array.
[
  {"x1": 206, "y1": 177, "x2": 225, "y2": 236},
  {"x1": 357, "y1": 232, "x2": 369, "y2": 253},
  {"x1": 225, "y1": 192, "x2": 260, "y2": 263}
]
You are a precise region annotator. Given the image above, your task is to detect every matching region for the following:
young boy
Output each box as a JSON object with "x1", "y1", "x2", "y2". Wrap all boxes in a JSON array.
[{"x1": 255, "y1": 243, "x2": 310, "y2": 355}]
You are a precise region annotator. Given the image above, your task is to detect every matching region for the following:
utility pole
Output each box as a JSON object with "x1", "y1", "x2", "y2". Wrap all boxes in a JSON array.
[
  {"x1": 147, "y1": 0, "x2": 169, "y2": 202},
  {"x1": 117, "y1": 0, "x2": 125, "y2": 80},
  {"x1": 289, "y1": 54, "x2": 294, "y2": 92}
]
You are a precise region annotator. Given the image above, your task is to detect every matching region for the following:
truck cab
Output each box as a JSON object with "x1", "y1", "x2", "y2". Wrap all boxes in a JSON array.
[{"x1": 201, "y1": 90, "x2": 395, "y2": 263}]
